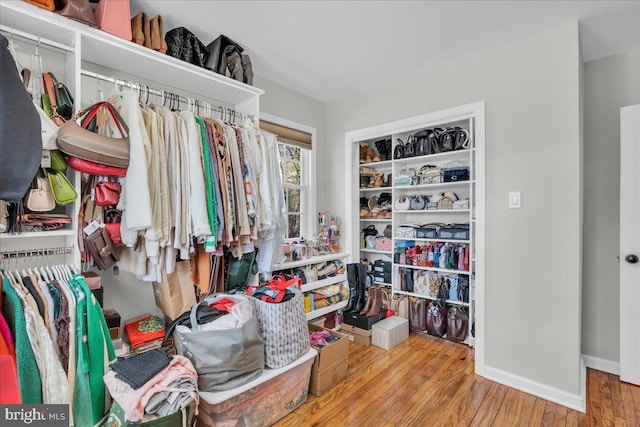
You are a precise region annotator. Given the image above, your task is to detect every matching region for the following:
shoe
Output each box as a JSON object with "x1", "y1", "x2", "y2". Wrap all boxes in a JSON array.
[
  {"x1": 359, "y1": 143, "x2": 368, "y2": 163},
  {"x1": 373, "y1": 173, "x2": 384, "y2": 187},
  {"x1": 344, "y1": 263, "x2": 358, "y2": 312},
  {"x1": 241, "y1": 54, "x2": 253, "y2": 85},
  {"x1": 142, "y1": 12, "x2": 151, "y2": 49},
  {"x1": 359, "y1": 286, "x2": 373, "y2": 315},
  {"x1": 375, "y1": 139, "x2": 388, "y2": 161},
  {"x1": 227, "y1": 51, "x2": 244, "y2": 82},
  {"x1": 365, "y1": 148, "x2": 373, "y2": 163},
  {"x1": 383, "y1": 173, "x2": 392, "y2": 187},
  {"x1": 353, "y1": 263, "x2": 368, "y2": 312},
  {"x1": 365, "y1": 286, "x2": 382, "y2": 317},
  {"x1": 131, "y1": 12, "x2": 145, "y2": 45}
]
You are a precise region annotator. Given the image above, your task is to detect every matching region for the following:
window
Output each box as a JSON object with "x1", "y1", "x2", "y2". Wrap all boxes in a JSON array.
[{"x1": 278, "y1": 141, "x2": 309, "y2": 240}]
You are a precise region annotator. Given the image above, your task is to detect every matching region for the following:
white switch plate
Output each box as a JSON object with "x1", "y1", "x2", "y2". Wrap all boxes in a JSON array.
[{"x1": 509, "y1": 191, "x2": 521, "y2": 208}]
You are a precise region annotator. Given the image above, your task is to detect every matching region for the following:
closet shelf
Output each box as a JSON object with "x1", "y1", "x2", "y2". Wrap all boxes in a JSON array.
[
  {"x1": 395, "y1": 264, "x2": 470, "y2": 275},
  {"x1": 275, "y1": 252, "x2": 349, "y2": 270},
  {"x1": 394, "y1": 209, "x2": 470, "y2": 214},
  {"x1": 394, "y1": 181, "x2": 469, "y2": 191},
  {"x1": 306, "y1": 300, "x2": 348, "y2": 321},
  {"x1": 360, "y1": 160, "x2": 393, "y2": 167},
  {"x1": 359, "y1": 187, "x2": 392, "y2": 192},
  {"x1": 301, "y1": 273, "x2": 347, "y2": 293},
  {"x1": 359, "y1": 218, "x2": 392, "y2": 223},
  {"x1": 393, "y1": 149, "x2": 470, "y2": 167},
  {"x1": 360, "y1": 248, "x2": 392, "y2": 255},
  {"x1": 0, "y1": 230, "x2": 76, "y2": 239},
  {"x1": 394, "y1": 290, "x2": 470, "y2": 307},
  {"x1": 394, "y1": 237, "x2": 470, "y2": 244}
]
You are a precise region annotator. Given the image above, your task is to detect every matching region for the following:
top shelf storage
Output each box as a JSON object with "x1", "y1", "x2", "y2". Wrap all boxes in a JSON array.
[
  {"x1": 276, "y1": 252, "x2": 349, "y2": 270},
  {"x1": 0, "y1": 1, "x2": 264, "y2": 106}
]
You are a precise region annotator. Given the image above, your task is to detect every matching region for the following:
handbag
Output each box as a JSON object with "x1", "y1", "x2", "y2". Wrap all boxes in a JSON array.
[
  {"x1": 365, "y1": 235, "x2": 377, "y2": 249},
  {"x1": 362, "y1": 224, "x2": 378, "y2": 237},
  {"x1": 394, "y1": 168, "x2": 414, "y2": 186},
  {"x1": 67, "y1": 156, "x2": 127, "y2": 177},
  {"x1": 84, "y1": 228, "x2": 118, "y2": 270},
  {"x1": 94, "y1": 180, "x2": 121, "y2": 206},
  {"x1": 392, "y1": 295, "x2": 409, "y2": 319},
  {"x1": 454, "y1": 128, "x2": 470, "y2": 150},
  {"x1": 26, "y1": 170, "x2": 56, "y2": 212},
  {"x1": 104, "y1": 208, "x2": 122, "y2": 245},
  {"x1": 419, "y1": 164, "x2": 442, "y2": 184},
  {"x1": 173, "y1": 295, "x2": 265, "y2": 391},
  {"x1": 409, "y1": 298, "x2": 427, "y2": 331},
  {"x1": 0, "y1": 35, "x2": 42, "y2": 203},
  {"x1": 247, "y1": 281, "x2": 309, "y2": 369},
  {"x1": 393, "y1": 138, "x2": 404, "y2": 159},
  {"x1": 50, "y1": 150, "x2": 67, "y2": 173},
  {"x1": 224, "y1": 247, "x2": 258, "y2": 292},
  {"x1": 57, "y1": 0, "x2": 98, "y2": 27},
  {"x1": 43, "y1": 72, "x2": 74, "y2": 121},
  {"x1": 443, "y1": 166, "x2": 470, "y2": 182},
  {"x1": 458, "y1": 275, "x2": 470, "y2": 303},
  {"x1": 410, "y1": 195, "x2": 427, "y2": 210},
  {"x1": 20, "y1": 213, "x2": 71, "y2": 231},
  {"x1": 447, "y1": 306, "x2": 468, "y2": 341},
  {"x1": 394, "y1": 195, "x2": 410, "y2": 210},
  {"x1": 165, "y1": 27, "x2": 208, "y2": 68},
  {"x1": 383, "y1": 224, "x2": 392, "y2": 238},
  {"x1": 426, "y1": 301, "x2": 448, "y2": 337},
  {"x1": 435, "y1": 192, "x2": 458, "y2": 210},
  {"x1": 448, "y1": 276, "x2": 459, "y2": 301},
  {"x1": 23, "y1": 0, "x2": 55, "y2": 11},
  {"x1": 94, "y1": 0, "x2": 132, "y2": 40},
  {"x1": 204, "y1": 34, "x2": 244, "y2": 75},
  {"x1": 152, "y1": 260, "x2": 197, "y2": 321},
  {"x1": 404, "y1": 134, "x2": 416, "y2": 157},
  {"x1": 48, "y1": 170, "x2": 77, "y2": 205},
  {"x1": 414, "y1": 130, "x2": 431, "y2": 156},
  {"x1": 57, "y1": 102, "x2": 130, "y2": 168}
]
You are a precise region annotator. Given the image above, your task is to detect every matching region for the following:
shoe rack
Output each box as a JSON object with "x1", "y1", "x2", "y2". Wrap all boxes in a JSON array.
[{"x1": 348, "y1": 102, "x2": 485, "y2": 348}]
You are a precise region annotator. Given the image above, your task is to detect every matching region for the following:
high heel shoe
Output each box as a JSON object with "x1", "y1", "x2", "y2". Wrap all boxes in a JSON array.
[
  {"x1": 365, "y1": 286, "x2": 382, "y2": 317},
  {"x1": 359, "y1": 287, "x2": 373, "y2": 315}
]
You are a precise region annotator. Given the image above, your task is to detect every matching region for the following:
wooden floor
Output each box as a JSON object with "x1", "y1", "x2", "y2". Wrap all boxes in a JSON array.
[{"x1": 274, "y1": 332, "x2": 640, "y2": 427}]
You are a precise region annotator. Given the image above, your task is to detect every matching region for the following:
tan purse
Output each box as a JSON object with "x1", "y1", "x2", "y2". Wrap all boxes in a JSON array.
[
  {"x1": 26, "y1": 170, "x2": 56, "y2": 212},
  {"x1": 57, "y1": 102, "x2": 130, "y2": 168}
]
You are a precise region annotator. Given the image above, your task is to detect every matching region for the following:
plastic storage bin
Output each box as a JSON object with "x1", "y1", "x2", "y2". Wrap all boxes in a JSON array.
[
  {"x1": 197, "y1": 348, "x2": 317, "y2": 427},
  {"x1": 372, "y1": 316, "x2": 409, "y2": 350}
]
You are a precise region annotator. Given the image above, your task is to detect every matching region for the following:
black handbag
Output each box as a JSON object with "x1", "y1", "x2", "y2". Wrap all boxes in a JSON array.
[
  {"x1": 224, "y1": 247, "x2": 258, "y2": 292},
  {"x1": 404, "y1": 134, "x2": 416, "y2": 157},
  {"x1": 0, "y1": 35, "x2": 42, "y2": 202},
  {"x1": 49, "y1": 72, "x2": 74, "y2": 120},
  {"x1": 453, "y1": 127, "x2": 470, "y2": 150},
  {"x1": 393, "y1": 139, "x2": 404, "y2": 159},
  {"x1": 414, "y1": 130, "x2": 431, "y2": 156},
  {"x1": 204, "y1": 35, "x2": 244, "y2": 75},
  {"x1": 429, "y1": 128, "x2": 444, "y2": 154},
  {"x1": 165, "y1": 27, "x2": 208, "y2": 67},
  {"x1": 362, "y1": 224, "x2": 378, "y2": 237},
  {"x1": 426, "y1": 301, "x2": 447, "y2": 337},
  {"x1": 443, "y1": 167, "x2": 470, "y2": 182},
  {"x1": 439, "y1": 128, "x2": 455, "y2": 152}
]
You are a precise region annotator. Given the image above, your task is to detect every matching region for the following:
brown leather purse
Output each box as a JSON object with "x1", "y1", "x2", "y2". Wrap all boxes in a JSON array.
[
  {"x1": 447, "y1": 306, "x2": 469, "y2": 341},
  {"x1": 409, "y1": 298, "x2": 427, "y2": 331},
  {"x1": 85, "y1": 228, "x2": 118, "y2": 270},
  {"x1": 426, "y1": 301, "x2": 448, "y2": 337},
  {"x1": 57, "y1": 0, "x2": 98, "y2": 27}
]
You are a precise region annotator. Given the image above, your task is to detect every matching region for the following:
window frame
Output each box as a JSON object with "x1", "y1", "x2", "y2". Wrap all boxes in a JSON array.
[{"x1": 260, "y1": 112, "x2": 316, "y2": 242}]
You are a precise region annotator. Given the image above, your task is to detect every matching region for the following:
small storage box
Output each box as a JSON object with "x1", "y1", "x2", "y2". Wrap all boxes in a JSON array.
[
  {"x1": 437, "y1": 225, "x2": 469, "y2": 240},
  {"x1": 197, "y1": 348, "x2": 316, "y2": 427},
  {"x1": 372, "y1": 316, "x2": 409, "y2": 350}
]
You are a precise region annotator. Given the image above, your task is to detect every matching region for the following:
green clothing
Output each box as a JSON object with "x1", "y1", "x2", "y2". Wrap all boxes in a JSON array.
[
  {"x1": 196, "y1": 117, "x2": 218, "y2": 240},
  {"x1": 2, "y1": 277, "x2": 42, "y2": 404}
]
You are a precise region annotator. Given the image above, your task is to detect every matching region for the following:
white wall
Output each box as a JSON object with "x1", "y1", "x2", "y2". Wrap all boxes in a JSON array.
[
  {"x1": 321, "y1": 22, "x2": 583, "y2": 398},
  {"x1": 582, "y1": 51, "x2": 640, "y2": 364}
]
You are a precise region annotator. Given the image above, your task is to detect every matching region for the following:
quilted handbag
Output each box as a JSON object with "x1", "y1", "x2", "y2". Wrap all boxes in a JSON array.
[
  {"x1": 165, "y1": 27, "x2": 207, "y2": 68},
  {"x1": 394, "y1": 168, "x2": 414, "y2": 186},
  {"x1": 247, "y1": 279, "x2": 310, "y2": 369},
  {"x1": 57, "y1": 102, "x2": 130, "y2": 168},
  {"x1": 426, "y1": 301, "x2": 447, "y2": 337},
  {"x1": 443, "y1": 166, "x2": 470, "y2": 182}
]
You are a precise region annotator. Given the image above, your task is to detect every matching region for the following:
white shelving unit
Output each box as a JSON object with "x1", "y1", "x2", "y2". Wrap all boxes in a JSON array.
[
  {"x1": 274, "y1": 252, "x2": 350, "y2": 321},
  {"x1": 348, "y1": 103, "x2": 485, "y2": 348},
  {"x1": 0, "y1": 1, "x2": 263, "y2": 264}
]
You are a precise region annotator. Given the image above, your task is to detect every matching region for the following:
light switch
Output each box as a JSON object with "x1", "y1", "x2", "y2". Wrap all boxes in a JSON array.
[{"x1": 509, "y1": 191, "x2": 521, "y2": 208}]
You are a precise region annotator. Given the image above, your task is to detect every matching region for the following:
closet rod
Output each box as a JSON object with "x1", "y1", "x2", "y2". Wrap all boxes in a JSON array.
[
  {"x1": 0, "y1": 25, "x2": 74, "y2": 52},
  {"x1": 0, "y1": 246, "x2": 73, "y2": 259},
  {"x1": 80, "y1": 69, "x2": 255, "y2": 122}
]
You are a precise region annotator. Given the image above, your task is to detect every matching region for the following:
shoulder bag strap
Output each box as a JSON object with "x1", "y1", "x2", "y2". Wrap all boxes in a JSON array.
[{"x1": 43, "y1": 72, "x2": 58, "y2": 113}]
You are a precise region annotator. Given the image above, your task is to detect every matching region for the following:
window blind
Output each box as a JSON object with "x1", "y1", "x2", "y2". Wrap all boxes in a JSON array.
[{"x1": 259, "y1": 120, "x2": 312, "y2": 150}]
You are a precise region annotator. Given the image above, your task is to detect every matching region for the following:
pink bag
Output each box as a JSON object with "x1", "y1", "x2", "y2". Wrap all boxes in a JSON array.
[{"x1": 94, "y1": 0, "x2": 132, "y2": 41}]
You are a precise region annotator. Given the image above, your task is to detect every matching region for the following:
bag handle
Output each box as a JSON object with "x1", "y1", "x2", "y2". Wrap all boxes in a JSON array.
[
  {"x1": 42, "y1": 72, "x2": 59, "y2": 115},
  {"x1": 77, "y1": 102, "x2": 129, "y2": 137}
]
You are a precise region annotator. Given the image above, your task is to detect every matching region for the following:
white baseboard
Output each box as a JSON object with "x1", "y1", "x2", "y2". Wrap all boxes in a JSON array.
[
  {"x1": 483, "y1": 366, "x2": 586, "y2": 413},
  {"x1": 582, "y1": 354, "x2": 620, "y2": 375}
]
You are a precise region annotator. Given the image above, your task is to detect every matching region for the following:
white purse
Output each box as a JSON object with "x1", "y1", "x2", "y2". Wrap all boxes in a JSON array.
[{"x1": 394, "y1": 195, "x2": 411, "y2": 210}]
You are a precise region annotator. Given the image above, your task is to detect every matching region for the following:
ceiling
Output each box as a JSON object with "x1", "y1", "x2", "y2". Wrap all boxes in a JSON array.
[{"x1": 131, "y1": 1, "x2": 640, "y2": 103}]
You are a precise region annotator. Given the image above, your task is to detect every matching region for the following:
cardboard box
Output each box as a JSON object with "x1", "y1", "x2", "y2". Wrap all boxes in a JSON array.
[
  {"x1": 342, "y1": 310, "x2": 384, "y2": 330},
  {"x1": 308, "y1": 324, "x2": 349, "y2": 371},
  {"x1": 341, "y1": 324, "x2": 372, "y2": 346},
  {"x1": 372, "y1": 316, "x2": 409, "y2": 350},
  {"x1": 309, "y1": 358, "x2": 348, "y2": 396}
]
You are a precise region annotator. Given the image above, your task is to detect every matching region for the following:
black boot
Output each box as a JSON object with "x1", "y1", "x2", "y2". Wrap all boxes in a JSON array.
[
  {"x1": 344, "y1": 263, "x2": 358, "y2": 312},
  {"x1": 354, "y1": 263, "x2": 368, "y2": 313},
  {"x1": 375, "y1": 139, "x2": 388, "y2": 161},
  {"x1": 385, "y1": 138, "x2": 392, "y2": 160}
]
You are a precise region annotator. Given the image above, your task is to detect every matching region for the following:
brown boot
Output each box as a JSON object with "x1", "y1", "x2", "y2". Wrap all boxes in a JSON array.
[
  {"x1": 142, "y1": 13, "x2": 151, "y2": 49},
  {"x1": 359, "y1": 143, "x2": 368, "y2": 163},
  {"x1": 149, "y1": 15, "x2": 161, "y2": 51},
  {"x1": 131, "y1": 12, "x2": 144, "y2": 45},
  {"x1": 359, "y1": 287, "x2": 373, "y2": 315},
  {"x1": 159, "y1": 16, "x2": 167, "y2": 54},
  {"x1": 366, "y1": 287, "x2": 382, "y2": 317}
]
